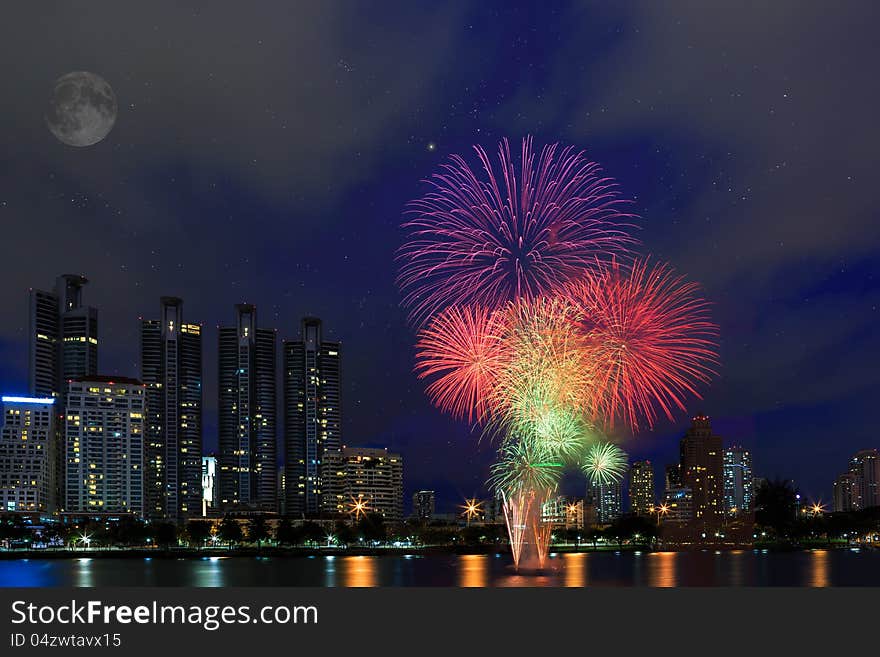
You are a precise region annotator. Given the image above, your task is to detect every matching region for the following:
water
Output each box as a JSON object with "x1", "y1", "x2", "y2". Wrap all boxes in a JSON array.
[{"x1": 2, "y1": 549, "x2": 879, "y2": 587}]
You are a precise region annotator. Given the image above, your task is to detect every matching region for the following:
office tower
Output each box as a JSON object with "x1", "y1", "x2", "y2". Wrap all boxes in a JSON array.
[
  {"x1": 218, "y1": 304, "x2": 277, "y2": 511},
  {"x1": 331, "y1": 447, "x2": 403, "y2": 523},
  {"x1": 28, "y1": 274, "x2": 99, "y2": 400},
  {"x1": 542, "y1": 496, "x2": 584, "y2": 529},
  {"x1": 723, "y1": 446, "x2": 754, "y2": 515},
  {"x1": 201, "y1": 455, "x2": 217, "y2": 517},
  {"x1": 140, "y1": 297, "x2": 203, "y2": 522},
  {"x1": 833, "y1": 473, "x2": 857, "y2": 513},
  {"x1": 629, "y1": 460, "x2": 655, "y2": 516},
  {"x1": 665, "y1": 463, "x2": 682, "y2": 490},
  {"x1": 587, "y1": 480, "x2": 622, "y2": 523},
  {"x1": 679, "y1": 415, "x2": 724, "y2": 527},
  {"x1": 849, "y1": 449, "x2": 880, "y2": 510},
  {"x1": 0, "y1": 396, "x2": 56, "y2": 512},
  {"x1": 283, "y1": 317, "x2": 341, "y2": 517},
  {"x1": 64, "y1": 377, "x2": 145, "y2": 517},
  {"x1": 663, "y1": 487, "x2": 694, "y2": 523},
  {"x1": 412, "y1": 490, "x2": 435, "y2": 521}
]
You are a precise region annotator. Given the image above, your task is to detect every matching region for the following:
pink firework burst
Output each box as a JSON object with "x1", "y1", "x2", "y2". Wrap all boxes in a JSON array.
[
  {"x1": 413, "y1": 304, "x2": 507, "y2": 423},
  {"x1": 397, "y1": 136, "x2": 638, "y2": 326},
  {"x1": 567, "y1": 257, "x2": 720, "y2": 431}
]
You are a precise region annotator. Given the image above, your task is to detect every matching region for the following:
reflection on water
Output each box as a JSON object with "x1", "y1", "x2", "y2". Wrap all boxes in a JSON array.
[
  {"x1": 324, "y1": 556, "x2": 337, "y2": 587},
  {"x1": 810, "y1": 550, "x2": 829, "y2": 587},
  {"x1": 563, "y1": 553, "x2": 587, "y2": 587},
  {"x1": 344, "y1": 556, "x2": 377, "y2": 587},
  {"x1": 649, "y1": 552, "x2": 677, "y2": 587},
  {"x1": 458, "y1": 554, "x2": 488, "y2": 587},
  {"x1": 192, "y1": 557, "x2": 225, "y2": 587},
  {"x1": 75, "y1": 558, "x2": 94, "y2": 587}
]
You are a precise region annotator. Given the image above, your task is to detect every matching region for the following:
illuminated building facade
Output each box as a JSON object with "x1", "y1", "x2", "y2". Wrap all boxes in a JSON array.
[
  {"x1": 332, "y1": 446, "x2": 403, "y2": 523},
  {"x1": 587, "y1": 480, "x2": 622, "y2": 523},
  {"x1": 218, "y1": 304, "x2": 277, "y2": 511},
  {"x1": 140, "y1": 297, "x2": 203, "y2": 522},
  {"x1": 849, "y1": 449, "x2": 880, "y2": 510},
  {"x1": 0, "y1": 396, "x2": 56, "y2": 512},
  {"x1": 64, "y1": 377, "x2": 145, "y2": 517},
  {"x1": 629, "y1": 460, "x2": 655, "y2": 516},
  {"x1": 663, "y1": 486, "x2": 694, "y2": 523},
  {"x1": 542, "y1": 496, "x2": 584, "y2": 528},
  {"x1": 201, "y1": 455, "x2": 217, "y2": 516},
  {"x1": 412, "y1": 490, "x2": 435, "y2": 521},
  {"x1": 723, "y1": 446, "x2": 754, "y2": 514},
  {"x1": 833, "y1": 472, "x2": 857, "y2": 513},
  {"x1": 679, "y1": 415, "x2": 724, "y2": 527},
  {"x1": 283, "y1": 317, "x2": 341, "y2": 516}
]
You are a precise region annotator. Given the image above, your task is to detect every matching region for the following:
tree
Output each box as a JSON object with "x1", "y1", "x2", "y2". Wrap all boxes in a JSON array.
[
  {"x1": 356, "y1": 513, "x2": 386, "y2": 543},
  {"x1": 218, "y1": 517, "x2": 243, "y2": 546},
  {"x1": 186, "y1": 521, "x2": 211, "y2": 548},
  {"x1": 275, "y1": 518, "x2": 297, "y2": 546},
  {"x1": 154, "y1": 522, "x2": 178, "y2": 548},
  {"x1": 755, "y1": 478, "x2": 797, "y2": 539},
  {"x1": 247, "y1": 517, "x2": 269, "y2": 546},
  {"x1": 301, "y1": 521, "x2": 325, "y2": 546}
]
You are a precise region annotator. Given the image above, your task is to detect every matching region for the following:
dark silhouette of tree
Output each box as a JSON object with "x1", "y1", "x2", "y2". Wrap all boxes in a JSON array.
[
  {"x1": 154, "y1": 522, "x2": 177, "y2": 548},
  {"x1": 275, "y1": 518, "x2": 297, "y2": 546},
  {"x1": 301, "y1": 521, "x2": 325, "y2": 545},
  {"x1": 186, "y1": 521, "x2": 211, "y2": 548},
  {"x1": 334, "y1": 520, "x2": 356, "y2": 546},
  {"x1": 755, "y1": 478, "x2": 797, "y2": 538},
  {"x1": 247, "y1": 517, "x2": 269, "y2": 546},
  {"x1": 218, "y1": 517, "x2": 243, "y2": 546},
  {"x1": 356, "y1": 513, "x2": 386, "y2": 543}
]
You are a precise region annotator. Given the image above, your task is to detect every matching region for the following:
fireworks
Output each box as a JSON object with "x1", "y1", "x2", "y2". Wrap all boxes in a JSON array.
[
  {"x1": 398, "y1": 136, "x2": 637, "y2": 326},
  {"x1": 582, "y1": 442, "x2": 629, "y2": 487},
  {"x1": 567, "y1": 257, "x2": 719, "y2": 430},
  {"x1": 489, "y1": 440, "x2": 563, "y2": 498},
  {"x1": 414, "y1": 304, "x2": 505, "y2": 423}
]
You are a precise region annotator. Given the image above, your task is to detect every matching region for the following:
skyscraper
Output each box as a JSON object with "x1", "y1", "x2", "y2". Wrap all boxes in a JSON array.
[
  {"x1": 723, "y1": 446, "x2": 754, "y2": 515},
  {"x1": 64, "y1": 377, "x2": 145, "y2": 517},
  {"x1": 0, "y1": 396, "x2": 57, "y2": 512},
  {"x1": 833, "y1": 472, "x2": 857, "y2": 513},
  {"x1": 412, "y1": 490, "x2": 435, "y2": 521},
  {"x1": 201, "y1": 455, "x2": 217, "y2": 517},
  {"x1": 665, "y1": 463, "x2": 682, "y2": 490},
  {"x1": 283, "y1": 317, "x2": 341, "y2": 517},
  {"x1": 587, "y1": 480, "x2": 622, "y2": 523},
  {"x1": 218, "y1": 304, "x2": 277, "y2": 511},
  {"x1": 330, "y1": 446, "x2": 404, "y2": 523},
  {"x1": 629, "y1": 460, "x2": 655, "y2": 516},
  {"x1": 849, "y1": 449, "x2": 880, "y2": 510},
  {"x1": 29, "y1": 274, "x2": 98, "y2": 400},
  {"x1": 679, "y1": 415, "x2": 724, "y2": 527},
  {"x1": 140, "y1": 297, "x2": 203, "y2": 522}
]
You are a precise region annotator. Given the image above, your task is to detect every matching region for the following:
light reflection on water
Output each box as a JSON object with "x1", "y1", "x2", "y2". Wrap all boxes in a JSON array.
[
  {"x1": 810, "y1": 550, "x2": 829, "y2": 587},
  {"x1": 458, "y1": 554, "x2": 488, "y2": 587},
  {"x1": 648, "y1": 552, "x2": 676, "y2": 587},
  {"x1": 343, "y1": 556, "x2": 377, "y2": 588},
  {"x1": 563, "y1": 552, "x2": 587, "y2": 587}
]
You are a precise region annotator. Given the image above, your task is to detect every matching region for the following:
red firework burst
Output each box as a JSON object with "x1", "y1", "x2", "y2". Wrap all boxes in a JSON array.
[
  {"x1": 567, "y1": 257, "x2": 719, "y2": 430},
  {"x1": 414, "y1": 305, "x2": 506, "y2": 423},
  {"x1": 397, "y1": 136, "x2": 637, "y2": 326}
]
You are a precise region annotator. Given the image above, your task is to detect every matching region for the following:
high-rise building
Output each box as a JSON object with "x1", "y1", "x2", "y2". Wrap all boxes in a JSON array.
[
  {"x1": 140, "y1": 297, "x2": 203, "y2": 522},
  {"x1": 331, "y1": 446, "x2": 403, "y2": 523},
  {"x1": 587, "y1": 480, "x2": 622, "y2": 523},
  {"x1": 629, "y1": 460, "x2": 655, "y2": 516},
  {"x1": 64, "y1": 377, "x2": 145, "y2": 517},
  {"x1": 0, "y1": 396, "x2": 57, "y2": 512},
  {"x1": 833, "y1": 472, "x2": 857, "y2": 513},
  {"x1": 201, "y1": 455, "x2": 217, "y2": 517},
  {"x1": 849, "y1": 449, "x2": 880, "y2": 511},
  {"x1": 665, "y1": 463, "x2": 682, "y2": 490},
  {"x1": 542, "y1": 496, "x2": 584, "y2": 529},
  {"x1": 723, "y1": 446, "x2": 754, "y2": 515},
  {"x1": 663, "y1": 487, "x2": 694, "y2": 523},
  {"x1": 679, "y1": 415, "x2": 724, "y2": 527},
  {"x1": 283, "y1": 317, "x2": 341, "y2": 517},
  {"x1": 218, "y1": 304, "x2": 277, "y2": 511},
  {"x1": 412, "y1": 490, "x2": 435, "y2": 521}
]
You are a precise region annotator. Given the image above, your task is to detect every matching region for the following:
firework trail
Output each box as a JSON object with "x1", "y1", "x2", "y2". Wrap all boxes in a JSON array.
[
  {"x1": 398, "y1": 136, "x2": 637, "y2": 326},
  {"x1": 414, "y1": 304, "x2": 506, "y2": 423},
  {"x1": 567, "y1": 257, "x2": 719, "y2": 430},
  {"x1": 582, "y1": 442, "x2": 629, "y2": 487}
]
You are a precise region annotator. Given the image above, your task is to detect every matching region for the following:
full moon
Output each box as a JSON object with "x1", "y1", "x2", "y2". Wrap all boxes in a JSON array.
[{"x1": 45, "y1": 71, "x2": 117, "y2": 147}]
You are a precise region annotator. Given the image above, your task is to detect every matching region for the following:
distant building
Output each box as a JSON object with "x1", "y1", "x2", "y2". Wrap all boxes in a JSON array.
[
  {"x1": 332, "y1": 446, "x2": 403, "y2": 523},
  {"x1": 587, "y1": 480, "x2": 622, "y2": 523},
  {"x1": 629, "y1": 461, "x2": 655, "y2": 516},
  {"x1": 283, "y1": 318, "x2": 341, "y2": 517},
  {"x1": 140, "y1": 297, "x2": 203, "y2": 522},
  {"x1": 64, "y1": 377, "x2": 145, "y2": 517},
  {"x1": 412, "y1": 490, "x2": 435, "y2": 521},
  {"x1": 0, "y1": 396, "x2": 57, "y2": 512},
  {"x1": 664, "y1": 463, "x2": 682, "y2": 490},
  {"x1": 833, "y1": 473, "x2": 857, "y2": 513},
  {"x1": 849, "y1": 449, "x2": 880, "y2": 510},
  {"x1": 542, "y1": 496, "x2": 584, "y2": 528},
  {"x1": 663, "y1": 487, "x2": 694, "y2": 523},
  {"x1": 218, "y1": 304, "x2": 277, "y2": 511},
  {"x1": 723, "y1": 446, "x2": 754, "y2": 514},
  {"x1": 679, "y1": 415, "x2": 724, "y2": 527},
  {"x1": 201, "y1": 455, "x2": 217, "y2": 516}
]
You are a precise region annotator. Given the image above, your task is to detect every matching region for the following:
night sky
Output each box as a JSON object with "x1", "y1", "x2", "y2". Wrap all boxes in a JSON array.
[{"x1": 1, "y1": 2, "x2": 878, "y2": 511}]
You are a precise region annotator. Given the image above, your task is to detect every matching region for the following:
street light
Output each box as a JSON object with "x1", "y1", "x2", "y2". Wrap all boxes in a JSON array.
[
  {"x1": 461, "y1": 498, "x2": 483, "y2": 527},
  {"x1": 653, "y1": 503, "x2": 669, "y2": 526},
  {"x1": 349, "y1": 495, "x2": 369, "y2": 521}
]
